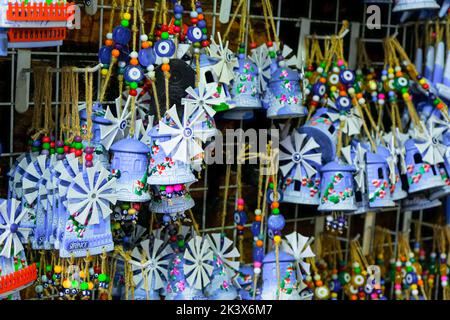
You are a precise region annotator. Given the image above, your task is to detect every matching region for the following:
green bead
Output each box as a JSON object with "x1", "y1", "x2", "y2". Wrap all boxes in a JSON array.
[
  {"x1": 354, "y1": 267, "x2": 361, "y2": 274},
  {"x1": 272, "y1": 208, "x2": 280, "y2": 215},
  {"x1": 202, "y1": 28, "x2": 207, "y2": 34},
  {"x1": 121, "y1": 203, "x2": 130, "y2": 210},
  {"x1": 178, "y1": 239, "x2": 185, "y2": 247},
  {"x1": 42, "y1": 142, "x2": 50, "y2": 150},
  {"x1": 320, "y1": 62, "x2": 327, "y2": 68},
  {"x1": 193, "y1": 42, "x2": 201, "y2": 48},
  {"x1": 268, "y1": 51, "x2": 276, "y2": 59},
  {"x1": 129, "y1": 82, "x2": 138, "y2": 89},
  {"x1": 72, "y1": 280, "x2": 79, "y2": 288},
  {"x1": 50, "y1": 149, "x2": 55, "y2": 155},
  {"x1": 31, "y1": 147, "x2": 40, "y2": 152},
  {"x1": 401, "y1": 87, "x2": 408, "y2": 94},
  {"x1": 46, "y1": 265, "x2": 52, "y2": 272},
  {"x1": 160, "y1": 186, "x2": 166, "y2": 191},
  {"x1": 52, "y1": 274, "x2": 57, "y2": 280},
  {"x1": 121, "y1": 19, "x2": 129, "y2": 27},
  {"x1": 434, "y1": 99, "x2": 440, "y2": 106},
  {"x1": 80, "y1": 282, "x2": 89, "y2": 290},
  {"x1": 174, "y1": 20, "x2": 181, "y2": 26},
  {"x1": 161, "y1": 31, "x2": 169, "y2": 39},
  {"x1": 269, "y1": 182, "x2": 274, "y2": 189},
  {"x1": 57, "y1": 147, "x2": 64, "y2": 154},
  {"x1": 74, "y1": 142, "x2": 83, "y2": 150},
  {"x1": 98, "y1": 273, "x2": 107, "y2": 282},
  {"x1": 239, "y1": 48, "x2": 245, "y2": 54}
]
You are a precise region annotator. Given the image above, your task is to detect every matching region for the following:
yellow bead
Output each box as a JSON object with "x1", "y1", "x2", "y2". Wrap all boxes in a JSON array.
[
  {"x1": 331, "y1": 292, "x2": 338, "y2": 298},
  {"x1": 63, "y1": 279, "x2": 71, "y2": 289},
  {"x1": 128, "y1": 208, "x2": 137, "y2": 215},
  {"x1": 419, "y1": 79, "x2": 426, "y2": 85},
  {"x1": 79, "y1": 270, "x2": 86, "y2": 279},
  {"x1": 274, "y1": 235, "x2": 282, "y2": 244},
  {"x1": 54, "y1": 265, "x2": 62, "y2": 273},
  {"x1": 388, "y1": 68, "x2": 394, "y2": 74},
  {"x1": 123, "y1": 12, "x2": 131, "y2": 20},
  {"x1": 330, "y1": 86, "x2": 337, "y2": 92},
  {"x1": 411, "y1": 284, "x2": 417, "y2": 290},
  {"x1": 88, "y1": 282, "x2": 94, "y2": 290},
  {"x1": 101, "y1": 68, "x2": 108, "y2": 76},
  {"x1": 403, "y1": 93, "x2": 410, "y2": 99}
]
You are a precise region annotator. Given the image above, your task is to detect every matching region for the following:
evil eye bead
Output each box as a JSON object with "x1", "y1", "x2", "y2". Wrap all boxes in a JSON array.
[
  {"x1": 251, "y1": 221, "x2": 261, "y2": 236},
  {"x1": 328, "y1": 73, "x2": 340, "y2": 85},
  {"x1": 267, "y1": 228, "x2": 275, "y2": 239},
  {"x1": 299, "y1": 288, "x2": 314, "y2": 298},
  {"x1": 315, "y1": 286, "x2": 330, "y2": 300},
  {"x1": 267, "y1": 189, "x2": 283, "y2": 203},
  {"x1": 336, "y1": 96, "x2": 352, "y2": 111},
  {"x1": 187, "y1": 26, "x2": 203, "y2": 42},
  {"x1": 233, "y1": 210, "x2": 247, "y2": 225},
  {"x1": 98, "y1": 46, "x2": 112, "y2": 65},
  {"x1": 124, "y1": 65, "x2": 144, "y2": 83},
  {"x1": 352, "y1": 274, "x2": 365, "y2": 287},
  {"x1": 339, "y1": 69, "x2": 355, "y2": 85},
  {"x1": 313, "y1": 82, "x2": 327, "y2": 97},
  {"x1": 154, "y1": 39, "x2": 175, "y2": 57},
  {"x1": 340, "y1": 272, "x2": 351, "y2": 284},
  {"x1": 395, "y1": 76, "x2": 409, "y2": 89},
  {"x1": 404, "y1": 272, "x2": 417, "y2": 285}
]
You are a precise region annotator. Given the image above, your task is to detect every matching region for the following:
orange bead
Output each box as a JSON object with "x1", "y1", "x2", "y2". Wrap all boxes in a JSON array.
[
  {"x1": 320, "y1": 77, "x2": 327, "y2": 84},
  {"x1": 351, "y1": 295, "x2": 358, "y2": 300},
  {"x1": 437, "y1": 102, "x2": 445, "y2": 110},
  {"x1": 197, "y1": 13, "x2": 204, "y2": 20},
  {"x1": 256, "y1": 240, "x2": 264, "y2": 247},
  {"x1": 255, "y1": 215, "x2": 262, "y2": 222},
  {"x1": 417, "y1": 279, "x2": 424, "y2": 286},
  {"x1": 161, "y1": 64, "x2": 170, "y2": 72},
  {"x1": 271, "y1": 201, "x2": 279, "y2": 209},
  {"x1": 315, "y1": 280, "x2": 323, "y2": 287},
  {"x1": 237, "y1": 205, "x2": 244, "y2": 211},
  {"x1": 130, "y1": 58, "x2": 139, "y2": 66},
  {"x1": 339, "y1": 91, "x2": 347, "y2": 97},
  {"x1": 105, "y1": 39, "x2": 113, "y2": 46},
  {"x1": 396, "y1": 71, "x2": 403, "y2": 77},
  {"x1": 356, "y1": 93, "x2": 363, "y2": 99},
  {"x1": 237, "y1": 225, "x2": 245, "y2": 231},
  {"x1": 111, "y1": 49, "x2": 120, "y2": 58},
  {"x1": 141, "y1": 41, "x2": 150, "y2": 49}
]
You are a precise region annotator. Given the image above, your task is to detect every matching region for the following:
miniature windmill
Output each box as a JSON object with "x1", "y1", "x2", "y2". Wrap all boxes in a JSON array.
[
  {"x1": 415, "y1": 120, "x2": 447, "y2": 165},
  {"x1": 22, "y1": 155, "x2": 50, "y2": 206},
  {"x1": 181, "y1": 82, "x2": 226, "y2": 117},
  {"x1": 158, "y1": 105, "x2": 210, "y2": 164},
  {"x1": 129, "y1": 238, "x2": 173, "y2": 296},
  {"x1": 270, "y1": 43, "x2": 300, "y2": 69},
  {"x1": 207, "y1": 233, "x2": 240, "y2": 277},
  {"x1": 281, "y1": 232, "x2": 315, "y2": 283},
  {"x1": 250, "y1": 44, "x2": 272, "y2": 93},
  {"x1": 0, "y1": 199, "x2": 31, "y2": 258},
  {"x1": 342, "y1": 143, "x2": 367, "y2": 193},
  {"x1": 279, "y1": 131, "x2": 322, "y2": 181},
  {"x1": 384, "y1": 129, "x2": 409, "y2": 175},
  {"x1": 134, "y1": 115, "x2": 155, "y2": 146},
  {"x1": 13, "y1": 153, "x2": 37, "y2": 199},
  {"x1": 183, "y1": 235, "x2": 214, "y2": 290},
  {"x1": 54, "y1": 153, "x2": 83, "y2": 207},
  {"x1": 66, "y1": 163, "x2": 118, "y2": 225},
  {"x1": 327, "y1": 98, "x2": 363, "y2": 137},
  {"x1": 208, "y1": 33, "x2": 239, "y2": 85},
  {"x1": 100, "y1": 95, "x2": 133, "y2": 150},
  {"x1": 121, "y1": 88, "x2": 151, "y2": 120}
]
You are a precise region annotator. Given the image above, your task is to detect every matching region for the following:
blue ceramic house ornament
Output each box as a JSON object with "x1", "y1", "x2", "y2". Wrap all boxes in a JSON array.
[
  {"x1": 263, "y1": 66, "x2": 307, "y2": 119},
  {"x1": 110, "y1": 138, "x2": 151, "y2": 203},
  {"x1": 366, "y1": 150, "x2": 396, "y2": 208},
  {"x1": 404, "y1": 139, "x2": 445, "y2": 193},
  {"x1": 318, "y1": 161, "x2": 357, "y2": 212}
]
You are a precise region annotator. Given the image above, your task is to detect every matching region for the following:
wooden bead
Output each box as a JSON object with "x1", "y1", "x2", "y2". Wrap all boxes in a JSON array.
[{"x1": 161, "y1": 64, "x2": 170, "y2": 72}]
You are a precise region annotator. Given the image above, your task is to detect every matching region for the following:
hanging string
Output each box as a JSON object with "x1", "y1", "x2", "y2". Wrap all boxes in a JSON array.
[
  {"x1": 84, "y1": 70, "x2": 94, "y2": 142},
  {"x1": 221, "y1": 164, "x2": 232, "y2": 234},
  {"x1": 223, "y1": 0, "x2": 245, "y2": 43}
]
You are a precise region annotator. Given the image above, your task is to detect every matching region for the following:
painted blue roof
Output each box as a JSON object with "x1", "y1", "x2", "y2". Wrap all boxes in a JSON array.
[
  {"x1": 320, "y1": 160, "x2": 355, "y2": 173},
  {"x1": 270, "y1": 67, "x2": 299, "y2": 82},
  {"x1": 110, "y1": 138, "x2": 150, "y2": 154}
]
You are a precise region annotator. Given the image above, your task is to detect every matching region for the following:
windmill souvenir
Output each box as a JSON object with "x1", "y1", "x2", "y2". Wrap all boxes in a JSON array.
[
  {"x1": 384, "y1": 131, "x2": 409, "y2": 201},
  {"x1": 100, "y1": 96, "x2": 133, "y2": 151},
  {"x1": 365, "y1": 148, "x2": 396, "y2": 208},
  {"x1": 127, "y1": 238, "x2": 173, "y2": 300},
  {"x1": 204, "y1": 233, "x2": 240, "y2": 300},
  {"x1": 0, "y1": 199, "x2": 37, "y2": 298},
  {"x1": 62, "y1": 163, "x2": 118, "y2": 258},
  {"x1": 279, "y1": 131, "x2": 322, "y2": 205},
  {"x1": 165, "y1": 235, "x2": 213, "y2": 300}
]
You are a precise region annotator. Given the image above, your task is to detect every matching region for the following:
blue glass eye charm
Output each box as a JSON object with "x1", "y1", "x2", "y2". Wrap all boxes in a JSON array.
[
  {"x1": 233, "y1": 210, "x2": 247, "y2": 225},
  {"x1": 251, "y1": 221, "x2": 261, "y2": 236},
  {"x1": 253, "y1": 246, "x2": 264, "y2": 262},
  {"x1": 154, "y1": 39, "x2": 175, "y2": 57},
  {"x1": 124, "y1": 65, "x2": 144, "y2": 83},
  {"x1": 98, "y1": 46, "x2": 112, "y2": 65},
  {"x1": 313, "y1": 82, "x2": 327, "y2": 97},
  {"x1": 138, "y1": 47, "x2": 156, "y2": 67},
  {"x1": 339, "y1": 69, "x2": 355, "y2": 85},
  {"x1": 112, "y1": 26, "x2": 131, "y2": 46},
  {"x1": 336, "y1": 96, "x2": 352, "y2": 111},
  {"x1": 187, "y1": 26, "x2": 203, "y2": 42}
]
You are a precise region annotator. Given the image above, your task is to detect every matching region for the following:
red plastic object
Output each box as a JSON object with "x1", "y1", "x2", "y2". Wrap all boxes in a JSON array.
[
  {"x1": 8, "y1": 27, "x2": 67, "y2": 42},
  {"x1": 0, "y1": 263, "x2": 37, "y2": 296},
  {"x1": 7, "y1": 2, "x2": 73, "y2": 21}
]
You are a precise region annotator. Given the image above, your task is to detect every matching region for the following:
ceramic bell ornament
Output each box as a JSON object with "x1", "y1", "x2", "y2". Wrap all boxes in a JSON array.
[
  {"x1": 149, "y1": 183, "x2": 195, "y2": 223},
  {"x1": 261, "y1": 250, "x2": 301, "y2": 300},
  {"x1": 318, "y1": 161, "x2": 357, "y2": 212},
  {"x1": 223, "y1": 54, "x2": 261, "y2": 120},
  {"x1": 366, "y1": 148, "x2": 396, "y2": 208},
  {"x1": 299, "y1": 107, "x2": 340, "y2": 163},
  {"x1": 279, "y1": 131, "x2": 322, "y2": 205},
  {"x1": 263, "y1": 56, "x2": 307, "y2": 119},
  {"x1": 235, "y1": 265, "x2": 261, "y2": 300},
  {"x1": 429, "y1": 131, "x2": 450, "y2": 200},
  {"x1": 61, "y1": 162, "x2": 118, "y2": 258},
  {"x1": 404, "y1": 138, "x2": 445, "y2": 193},
  {"x1": 110, "y1": 138, "x2": 151, "y2": 203}
]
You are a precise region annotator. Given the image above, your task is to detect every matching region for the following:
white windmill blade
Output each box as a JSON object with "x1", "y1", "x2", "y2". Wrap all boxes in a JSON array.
[
  {"x1": 345, "y1": 114, "x2": 363, "y2": 136},
  {"x1": 54, "y1": 154, "x2": 82, "y2": 205},
  {"x1": 22, "y1": 155, "x2": 48, "y2": 205},
  {"x1": 250, "y1": 45, "x2": 271, "y2": 92},
  {"x1": 281, "y1": 232, "x2": 315, "y2": 279},
  {"x1": 208, "y1": 33, "x2": 238, "y2": 85},
  {"x1": 184, "y1": 235, "x2": 214, "y2": 290},
  {"x1": 415, "y1": 122, "x2": 447, "y2": 165},
  {"x1": 341, "y1": 145, "x2": 353, "y2": 165},
  {"x1": 122, "y1": 88, "x2": 151, "y2": 119},
  {"x1": 207, "y1": 233, "x2": 240, "y2": 275},
  {"x1": 181, "y1": 83, "x2": 224, "y2": 117},
  {"x1": 100, "y1": 96, "x2": 132, "y2": 150},
  {"x1": 0, "y1": 199, "x2": 30, "y2": 258},
  {"x1": 67, "y1": 163, "x2": 117, "y2": 226}
]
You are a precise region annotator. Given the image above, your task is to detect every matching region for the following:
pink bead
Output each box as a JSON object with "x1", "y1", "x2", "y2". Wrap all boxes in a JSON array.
[
  {"x1": 174, "y1": 184, "x2": 183, "y2": 192},
  {"x1": 441, "y1": 276, "x2": 448, "y2": 281},
  {"x1": 254, "y1": 261, "x2": 262, "y2": 268},
  {"x1": 165, "y1": 185, "x2": 174, "y2": 194},
  {"x1": 378, "y1": 93, "x2": 385, "y2": 100},
  {"x1": 174, "y1": 26, "x2": 181, "y2": 33},
  {"x1": 394, "y1": 284, "x2": 401, "y2": 290},
  {"x1": 237, "y1": 198, "x2": 245, "y2": 205},
  {"x1": 337, "y1": 59, "x2": 344, "y2": 67}
]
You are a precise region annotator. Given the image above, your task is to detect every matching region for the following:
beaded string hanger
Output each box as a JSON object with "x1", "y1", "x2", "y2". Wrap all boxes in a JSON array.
[
  {"x1": 30, "y1": 67, "x2": 55, "y2": 141},
  {"x1": 436, "y1": 227, "x2": 449, "y2": 300}
]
